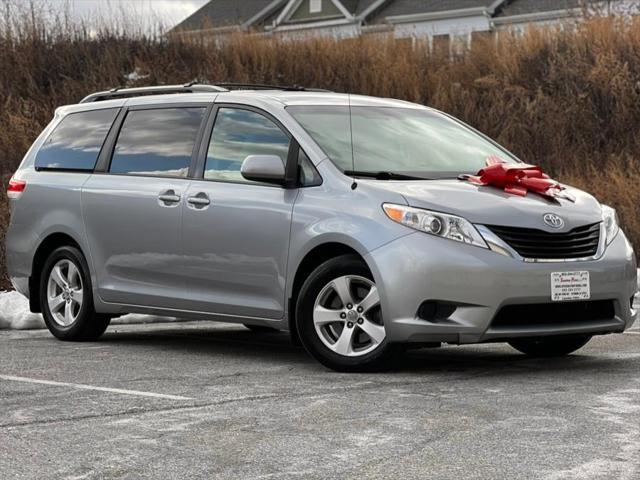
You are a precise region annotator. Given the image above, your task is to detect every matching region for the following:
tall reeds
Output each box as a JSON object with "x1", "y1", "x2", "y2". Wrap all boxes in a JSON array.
[{"x1": 1, "y1": 4, "x2": 639, "y2": 288}]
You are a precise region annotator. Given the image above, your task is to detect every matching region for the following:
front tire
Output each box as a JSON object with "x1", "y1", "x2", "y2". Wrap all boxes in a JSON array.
[
  {"x1": 40, "y1": 246, "x2": 110, "y2": 341},
  {"x1": 295, "y1": 255, "x2": 393, "y2": 372},
  {"x1": 508, "y1": 335, "x2": 592, "y2": 357}
]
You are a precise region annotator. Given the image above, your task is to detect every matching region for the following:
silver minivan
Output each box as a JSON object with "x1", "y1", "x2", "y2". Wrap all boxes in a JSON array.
[{"x1": 6, "y1": 84, "x2": 637, "y2": 371}]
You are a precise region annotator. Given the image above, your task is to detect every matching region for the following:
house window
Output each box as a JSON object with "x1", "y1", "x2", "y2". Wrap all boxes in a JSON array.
[
  {"x1": 310, "y1": 0, "x2": 322, "y2": 14},
  {"x1": 451, "y1": 34, "x2": 470, "y2": 56},
  {"x1": 432, "y1": 34, "x2": 450, "y2": 56},
  {"x1": 471, "y1": 30, "x2": 492, "y2": 43}
]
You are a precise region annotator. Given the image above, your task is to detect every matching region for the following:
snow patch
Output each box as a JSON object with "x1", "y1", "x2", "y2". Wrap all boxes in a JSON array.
[
  {"x1": 124, "y1": 68, "x2": 149, "y2": 84},
  {"x1": 0, "y1": 291, "x2": 177, "y2": 330},
  {"x1": 0, "y1": 291, "x2": 43, "y2": 330}
]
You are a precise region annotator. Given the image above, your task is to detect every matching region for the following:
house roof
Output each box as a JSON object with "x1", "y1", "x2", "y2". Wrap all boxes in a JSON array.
[
  {"x1": 497, "y1": 0, "x2": 584, "y2": 16},
  {"x1": 343, "y1": 0, "x2": 389, "y2": 16},
  {"x1": 173, "y1": 0, "x2": 285, "y2": 31},
  {"x1": 279, "y1": 1, "x2": 387, "y2": 24},
  {"x1": 173, "y1": 0, "x2": 385, "y2": 32},
  {"x1": 372, "y1": 0, "x2": 495, "y2": 18},
  {"x1": 495, "y1": 0, "x2": 625, "y2": 17},
  {"x1": 173, "y1": 0, "x2": 612, "y2": 33},
  {"x1": 354, "y1": 0, "x2": 386, "y2": 15}
]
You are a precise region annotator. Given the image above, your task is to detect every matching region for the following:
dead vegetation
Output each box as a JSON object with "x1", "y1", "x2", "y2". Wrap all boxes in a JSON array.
[{"x1": 1, "y1": 6, "x2": 639, "y2": 289}]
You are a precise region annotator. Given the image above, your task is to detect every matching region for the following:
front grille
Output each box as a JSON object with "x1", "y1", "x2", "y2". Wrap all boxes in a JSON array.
[
  {"x1": 492, "y1": 300, "x2": 615, "y2": 329},
  {"x1": 487, "y1": 222, "x2": 601, "y2": 259}
]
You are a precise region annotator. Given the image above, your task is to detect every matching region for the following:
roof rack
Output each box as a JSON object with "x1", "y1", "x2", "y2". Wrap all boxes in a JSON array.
[
  {"x1": 213, "y1": 83, "x2": 331, "y2": 92},
  {"x1": 79, "y1": 82, "x2": 332, "y2": 103},
  {"x1": 79, "y1": 83, "x2": 227, "y2": 103}
]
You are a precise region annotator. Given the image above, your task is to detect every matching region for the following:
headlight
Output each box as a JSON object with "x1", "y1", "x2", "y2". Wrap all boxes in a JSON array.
[
  {"x1": 601, "y1": 204, "x2": 619, "y2": 245},
  {"x1": 383, "y1": 203, "x2": 488, "y2": 248}
]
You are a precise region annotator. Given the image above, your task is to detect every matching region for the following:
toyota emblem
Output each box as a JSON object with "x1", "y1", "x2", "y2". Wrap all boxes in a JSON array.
[{"x1": 543, "y1": 213, "x2": 564, "y2": 229}]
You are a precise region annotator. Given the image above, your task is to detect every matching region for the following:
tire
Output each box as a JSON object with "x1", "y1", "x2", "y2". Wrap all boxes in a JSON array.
[
  {"x1": 508, "y1": 335, "x2": 592, "y2": 357},
  {"x1": 295, "y1": 254, "x2": 394, "y2": 372},
  {"x1": 243, "y1": 324, "x2": 279, "y2": 333},
  {"x1": 39, "y1": 246, "x2": 111, "y2": 341}
]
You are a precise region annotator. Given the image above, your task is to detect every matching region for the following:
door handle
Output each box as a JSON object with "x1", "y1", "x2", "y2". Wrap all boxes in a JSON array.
[
  {"x1": 159, "y1": 194, "x2": 180, "y2": 202},
  {"x1": 158, "y1": 190, "x2": 181, "y2": 206},
  {"x1": 187, "y1": 193, "x2": 211, "y2": 208}
]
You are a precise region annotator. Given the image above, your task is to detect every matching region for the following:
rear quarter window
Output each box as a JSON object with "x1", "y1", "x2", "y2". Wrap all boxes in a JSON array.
[{"x1": 35, "y1": 108, "x2": 119, "y2": 171}]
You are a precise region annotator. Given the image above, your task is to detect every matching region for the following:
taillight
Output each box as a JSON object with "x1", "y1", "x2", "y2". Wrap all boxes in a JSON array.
[{"x1": 7, "y1": 178, "x2": 26, "y2": 199}]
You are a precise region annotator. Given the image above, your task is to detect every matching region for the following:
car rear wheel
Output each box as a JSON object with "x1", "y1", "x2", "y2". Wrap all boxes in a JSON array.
[
  {"x1": 296, "y1": 255, "x2": 393, "y2": 372},
  {"x1": 508, "y1": 334, "x2": 592, "y2": 357},
  {"x1": 40, "y1": 246, "x2": 111, "y2": 341}
]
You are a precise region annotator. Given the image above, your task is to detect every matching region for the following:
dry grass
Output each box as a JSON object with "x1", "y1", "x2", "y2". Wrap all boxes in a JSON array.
[{"x1": 1, "y1": 7, "x2": 640, "y2": 289}]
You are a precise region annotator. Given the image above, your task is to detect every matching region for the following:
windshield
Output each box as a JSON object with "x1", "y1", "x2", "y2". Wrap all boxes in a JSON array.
[{"x1": 287, "y1": 105, "x2": 518, "y2": 177}]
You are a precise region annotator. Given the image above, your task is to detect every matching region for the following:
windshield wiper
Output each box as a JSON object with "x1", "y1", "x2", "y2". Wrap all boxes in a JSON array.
[{"x1": 344, "y1": 170, "x2": 429, "y2": 180}]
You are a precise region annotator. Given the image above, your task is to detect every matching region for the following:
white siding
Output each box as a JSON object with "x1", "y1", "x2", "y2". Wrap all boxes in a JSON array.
[
  {"x1": 495, "y1": 18, "x2": 575, "y2": 34},
  {"x1": 391, "y1": 15, "x2": 491, "y2": 39},
  {"x1": 275, "y1": 23, "x2": 361, "y2": 40}
]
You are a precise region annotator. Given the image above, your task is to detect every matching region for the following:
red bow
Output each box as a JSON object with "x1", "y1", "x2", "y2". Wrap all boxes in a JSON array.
[{"x1": 462, "y1": 156, "x2": 574, "y2": 202}]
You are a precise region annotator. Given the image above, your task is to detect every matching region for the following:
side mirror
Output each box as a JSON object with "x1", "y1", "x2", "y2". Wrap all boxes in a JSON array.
[{"x1": 240, "y1": 155, "x2": 286, "y2": 185}]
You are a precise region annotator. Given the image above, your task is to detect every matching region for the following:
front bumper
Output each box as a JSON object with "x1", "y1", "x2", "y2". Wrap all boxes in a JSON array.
[{"x1": 366, "y1": 230, "x2": 637, "y2": 344}]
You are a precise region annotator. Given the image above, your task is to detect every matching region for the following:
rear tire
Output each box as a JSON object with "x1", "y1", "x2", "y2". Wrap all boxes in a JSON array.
[
  {"x1": 508, "y1": 335, "x2": 592, "y2": 357},
  {"x1": 295, "y1": 255, "x2": 393, "y2": 372},
  {"x1": 39, "y1": 246, "x2": 110, "y2": 341}
]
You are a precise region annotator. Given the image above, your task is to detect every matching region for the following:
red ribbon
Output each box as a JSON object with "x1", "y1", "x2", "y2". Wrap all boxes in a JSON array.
[{"x1": 462, "y1": 156, "x2": 574, "y2": 202}]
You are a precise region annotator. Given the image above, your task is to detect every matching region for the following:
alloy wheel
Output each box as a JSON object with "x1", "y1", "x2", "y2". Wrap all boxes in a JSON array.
[
  {"x1": 313, "y1": 275, "x2": 386, "y2": 357},
  {"x1": 46, "y1": 259, "x2": 84, "y2": 327}
]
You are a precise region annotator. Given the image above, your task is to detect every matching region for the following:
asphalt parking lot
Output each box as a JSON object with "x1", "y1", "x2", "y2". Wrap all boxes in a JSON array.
[{"x1": 1, "y1": 321, "x2": 639, "y2": 480}]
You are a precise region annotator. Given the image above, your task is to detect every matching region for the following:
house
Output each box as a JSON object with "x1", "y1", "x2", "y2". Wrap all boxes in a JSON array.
[{"x1": 171, "y1": 0, "x2": 637, "y2": 47}]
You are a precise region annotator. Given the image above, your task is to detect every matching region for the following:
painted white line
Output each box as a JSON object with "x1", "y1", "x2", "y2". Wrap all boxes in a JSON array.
[
  {"x1": 0, "y1": 374, "x2": 193, "y2": 401},
  {"x1": 625, "y1": 331, "x2": 640, "y2": 335}
]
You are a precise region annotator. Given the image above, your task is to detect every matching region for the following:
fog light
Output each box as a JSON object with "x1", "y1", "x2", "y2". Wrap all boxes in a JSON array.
[{"x1": 417, "y1": 301, "x2": 457, "y2": 322}]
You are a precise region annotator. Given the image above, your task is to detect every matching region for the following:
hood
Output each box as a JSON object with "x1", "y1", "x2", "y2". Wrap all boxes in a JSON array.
[{"x1": 364, "y1": 179, "x2": 603, "y2": 232}]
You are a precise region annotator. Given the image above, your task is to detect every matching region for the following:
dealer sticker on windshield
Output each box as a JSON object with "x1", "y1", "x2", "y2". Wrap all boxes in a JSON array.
[{"x1": 551, "y1": 271, "x2": 590, "y2": 301}]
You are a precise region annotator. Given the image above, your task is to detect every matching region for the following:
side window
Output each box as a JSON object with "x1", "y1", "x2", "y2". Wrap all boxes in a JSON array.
[
  {"x1": 298, "y1": 149, "x2": 322, "y2": 187},
  {"x1": 35, "y1": 108, "x2": 119, "y2": 171},
  {"x1": 109, "y1": 107, "x2": 205, "y2": 178},
  {"x1": 205, "y1": 108, "x2": 290, "y2": 183}
]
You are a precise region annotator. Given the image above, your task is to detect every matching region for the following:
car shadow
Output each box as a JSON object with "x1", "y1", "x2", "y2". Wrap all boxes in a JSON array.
[{"x1": 98, "y1": 323, "x2": 634, "y2": 376}]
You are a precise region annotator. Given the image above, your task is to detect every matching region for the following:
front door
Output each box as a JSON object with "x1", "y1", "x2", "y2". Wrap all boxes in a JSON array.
[{"x1": 182, "y1": 106, "x2": 296, "y2": 319}]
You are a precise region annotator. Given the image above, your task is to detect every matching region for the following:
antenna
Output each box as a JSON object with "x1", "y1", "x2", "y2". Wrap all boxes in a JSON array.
[{"x1": 347, "y1": 94, "x2": 357, "y2": 190}]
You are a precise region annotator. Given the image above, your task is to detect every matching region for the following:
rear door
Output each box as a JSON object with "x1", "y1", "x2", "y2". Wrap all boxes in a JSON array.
[
  {"x1": 82, "y1": 104, "x2": 209, "y2": 309},
  {"x1": 181, "y1": 105, "x2": 298, "y2": 319}
]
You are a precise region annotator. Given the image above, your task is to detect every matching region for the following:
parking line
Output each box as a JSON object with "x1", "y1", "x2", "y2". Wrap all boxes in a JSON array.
[{"x1": 0, "y1": 374, "x2": 193, "y2": 401}]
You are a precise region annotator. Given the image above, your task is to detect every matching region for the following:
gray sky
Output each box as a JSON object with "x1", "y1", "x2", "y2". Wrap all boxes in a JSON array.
[{"x1": 42, "y1": 0, "x2": 210, "y2": 31}]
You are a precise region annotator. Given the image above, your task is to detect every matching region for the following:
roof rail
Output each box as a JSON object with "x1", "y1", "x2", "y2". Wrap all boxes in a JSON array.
[
  {"x1": 79, "y1": 82, "x2": 332, "y2": 103},
  {"x1": 79, "y1": 83, "x2": 227, "y2": 104},
  {"x1": 213, "y1": 83, "x2": 332, "y2": 92}
]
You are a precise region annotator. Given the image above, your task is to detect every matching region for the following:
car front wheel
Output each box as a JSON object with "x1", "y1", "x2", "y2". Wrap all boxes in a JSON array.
[{"x1": 296, "y1": 255, "x2": 393, "y2": 372}]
